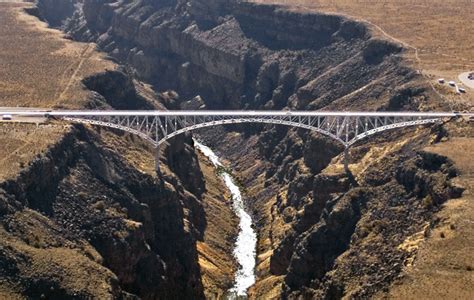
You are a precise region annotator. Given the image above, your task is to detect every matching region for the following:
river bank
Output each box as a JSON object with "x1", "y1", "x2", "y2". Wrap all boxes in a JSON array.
[{"x1": 194, "y1": 139, "x2": 257, "y2": 298}]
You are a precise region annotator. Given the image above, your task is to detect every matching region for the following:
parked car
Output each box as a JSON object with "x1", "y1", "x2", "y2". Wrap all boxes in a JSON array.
[
  {"x1": 459, "y1": 87, "x2": 466, "y2": 93},
  {"x1": 449, "y1": 81, "x2": 456, "y2": 87},
  {"x1": 438, "y1": 78, "x2": 445, "y2": 84}
]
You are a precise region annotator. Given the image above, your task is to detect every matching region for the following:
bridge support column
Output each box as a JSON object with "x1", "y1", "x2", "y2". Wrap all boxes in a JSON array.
[
  {"x1": 155, "y1": 145, "x2": 161, "y2": 176},
  {"x1": 343, "y1": 146, "x2": 350, "y2": 175}
]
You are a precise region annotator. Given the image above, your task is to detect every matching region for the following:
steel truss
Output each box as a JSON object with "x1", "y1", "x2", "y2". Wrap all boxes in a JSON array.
[{"x1": 63, "y1": 113, "x2": 444, "y2": 148}]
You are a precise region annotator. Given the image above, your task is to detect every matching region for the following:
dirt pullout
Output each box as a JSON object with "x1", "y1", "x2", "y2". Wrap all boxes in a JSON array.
[
  {"x1": 0, "y1": 1, "x2": 111, "y2": 182},
  {"x1": 200, "y1": 119, "x2": 470, "y2": 299}
]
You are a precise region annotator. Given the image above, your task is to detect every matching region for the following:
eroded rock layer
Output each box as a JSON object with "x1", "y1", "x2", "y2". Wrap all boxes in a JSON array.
[{"x1": 0, "y1": 125, "x2": 206, "y2": 299}]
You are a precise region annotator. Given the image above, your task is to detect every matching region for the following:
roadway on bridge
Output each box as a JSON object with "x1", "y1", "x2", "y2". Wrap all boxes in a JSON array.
[{"x1": 0, "y1": 109, "x2": 473, "y2": 118}]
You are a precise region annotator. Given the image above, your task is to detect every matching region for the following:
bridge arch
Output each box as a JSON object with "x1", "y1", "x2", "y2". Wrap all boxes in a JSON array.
[
  {"x1": 64, "y1": 115, "x2": 443, "y2": 149},
  {"x1": 62, "y1": 113, "x2": 448, "y2": 174},
  {"x1": 346, "y1": 117, "x2": 441, "y2": 147},
  {"x1": 156, "y1": 118, "x2": 346, "y2": 146},
  {"x1": 64, "y1": 117, "x2": 159, "y2": 146}
]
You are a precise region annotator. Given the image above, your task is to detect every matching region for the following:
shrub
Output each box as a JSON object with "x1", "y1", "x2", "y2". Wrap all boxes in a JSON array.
[
  {"x1": 422, "y1": 195, "x2": 433, "y2": 208},
  {"x1": 92, "y1": 200, "x2": 106, "y2": 211}
]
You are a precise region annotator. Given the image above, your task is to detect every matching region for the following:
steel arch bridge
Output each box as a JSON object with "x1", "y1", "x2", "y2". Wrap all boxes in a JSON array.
[{"x1": 1, "y1": 110, "x2": 469, "y2": 173}]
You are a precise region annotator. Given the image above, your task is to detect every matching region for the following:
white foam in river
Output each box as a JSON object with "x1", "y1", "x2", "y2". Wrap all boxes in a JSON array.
[{"x1": 194, "y1": 139, "x2": 257, "y2": 297}]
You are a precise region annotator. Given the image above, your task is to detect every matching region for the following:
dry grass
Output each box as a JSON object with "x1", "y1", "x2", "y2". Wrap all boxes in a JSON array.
[
  {"x1": 0, "y1": 123, "x2": 69, "y2": 181},
  {"x1": 0, "y1": 209, "x2": 117, "y2": 298},
  {"x1": 98, "y1": 128, "x2": 157, "y2": 176},
  {"x1": 0, "y1": 2, "x2": 115, "y2": 181},
  {"x1": 250, "y1": 0, "x2": 474, "y2": 106},
  {"x1": 245, "y1": 6, "x2": 473, "y2": 297},
  {"x1": 248, "y1": 275, "x2": 284, "y2": 299},
  {"x1": 0, "y1": 2, "x2": 114, "y2": 109},
  {"x1": 246, "y1": 188, "x2": 290, "y2": 299},
  {"x1": 378, "y1": 136, "x2": 474, "y2": 299}
]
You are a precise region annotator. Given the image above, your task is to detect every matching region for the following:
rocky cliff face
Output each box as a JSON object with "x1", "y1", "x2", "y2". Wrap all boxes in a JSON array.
[
  {"x1": 51, "y1": 0, "x2": 423, "y2": 112},
  {"x1": 30, "y1": 0, "x2": 462, "y2": 298},
  {"x1": 0, "y1": 124, "x2": 205, "y2": 299},
  {"x1": 278, "y1": 147, "x2": 462, "y2": 299},
  {"x1": 35, "y1": 0, "x2": 75, "y2": 26}
]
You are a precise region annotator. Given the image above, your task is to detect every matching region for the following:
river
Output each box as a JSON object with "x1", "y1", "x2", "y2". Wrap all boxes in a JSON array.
[{"x1": 193, "y1": 139, "x2": 257, "y2": 298}]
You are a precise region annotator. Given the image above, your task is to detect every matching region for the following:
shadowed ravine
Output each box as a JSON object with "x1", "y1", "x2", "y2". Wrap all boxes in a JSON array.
[{"x1": 194, "y1": 139, "x2": 257, "y2": 298}]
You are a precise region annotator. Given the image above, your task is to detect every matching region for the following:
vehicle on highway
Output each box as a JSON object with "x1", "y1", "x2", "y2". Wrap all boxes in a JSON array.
[{"x1": 2, "y1": 114, "x2": 12, "y2": 120}]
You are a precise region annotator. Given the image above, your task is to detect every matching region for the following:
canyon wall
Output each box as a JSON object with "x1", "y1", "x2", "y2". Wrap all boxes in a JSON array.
[
  {"x1": 56, "y1": 0, "x2": 420, "y2": 111},
  {"x1": 0, "y1": 123, "x2": 207, "y2": 298}
]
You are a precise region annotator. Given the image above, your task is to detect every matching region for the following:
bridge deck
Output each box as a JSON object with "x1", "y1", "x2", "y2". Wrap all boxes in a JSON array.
[{"x1": 0, "y1": 110, "x2": 471, "y2": 118}]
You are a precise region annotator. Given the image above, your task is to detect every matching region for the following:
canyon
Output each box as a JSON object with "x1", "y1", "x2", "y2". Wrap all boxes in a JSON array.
[{"x1": 0, "y1": 0, "x2": 473, "y2": 299}]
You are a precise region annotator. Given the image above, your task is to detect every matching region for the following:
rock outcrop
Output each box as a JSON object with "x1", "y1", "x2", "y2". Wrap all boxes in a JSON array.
[{"x1": 0, "y1": 124, "x2": 205, "y2": 299}]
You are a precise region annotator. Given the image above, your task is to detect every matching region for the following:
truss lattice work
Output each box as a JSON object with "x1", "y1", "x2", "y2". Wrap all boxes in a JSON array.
[{"x1": 60, "y1": 111, "x2": 449, "y2": 148}]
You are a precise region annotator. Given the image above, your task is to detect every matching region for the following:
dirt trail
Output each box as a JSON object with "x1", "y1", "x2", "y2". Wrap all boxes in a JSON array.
[
  {"x1": 0, "y1": 2, "x2": 112, "y2": 179},
  {"x1": 56, "y1": 43, "x2": 96, "y2": 102}
]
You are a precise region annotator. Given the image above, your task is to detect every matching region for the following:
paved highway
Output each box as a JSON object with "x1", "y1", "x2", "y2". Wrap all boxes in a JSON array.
[{"x1": 0, "y1": 110, "x2": 472, "y2": 118}]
